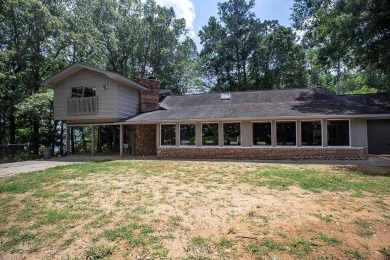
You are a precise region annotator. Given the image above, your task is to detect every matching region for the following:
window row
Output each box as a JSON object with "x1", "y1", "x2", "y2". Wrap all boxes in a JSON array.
[
  {"x1": 160, "y1": 120, "x2": 350, "y2": 147},
  {"x1": 71, "y1": 86, "x2": 96, "y2": 98}
]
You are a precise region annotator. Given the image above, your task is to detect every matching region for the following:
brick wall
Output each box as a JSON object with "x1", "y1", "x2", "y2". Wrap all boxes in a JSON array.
[
  {"x1": 128, "y1": 125, "x2": 157, "y2": 156},
  {"x1": 139, "y1": 77, "x2": 160, "y2": 113},
  {"x1": 157, "y1": 147, "x2": 368, "y2": 160}
]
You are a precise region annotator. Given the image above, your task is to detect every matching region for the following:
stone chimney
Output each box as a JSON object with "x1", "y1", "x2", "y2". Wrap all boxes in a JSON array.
[{"x1": 139, "y1": 76, "x2": 160, "y2": 113}]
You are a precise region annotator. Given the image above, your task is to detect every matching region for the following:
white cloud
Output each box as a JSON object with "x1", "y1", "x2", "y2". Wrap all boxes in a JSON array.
[{"x1": 154, "y1": 0, "x2": 196, "y2": 38}]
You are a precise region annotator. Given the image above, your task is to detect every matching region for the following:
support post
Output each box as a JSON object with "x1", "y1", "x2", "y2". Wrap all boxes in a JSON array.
[
  {"x1": 91, "y1": 126, "x2": 95, "y2": 156},
  {"x1": 66, "y1": 125, "x2": 71, "y2": 155},
  {"x1": 120, "y1": 124, "x2": 124, "y2": 157},
  {"x1": 98, "y1": 126, "x2": 102, "y2": 152}
]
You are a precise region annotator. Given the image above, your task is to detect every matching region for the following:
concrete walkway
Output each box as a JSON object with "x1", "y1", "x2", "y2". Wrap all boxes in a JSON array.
[{"x1": 1, "y1": 154, "x2": 389, "y2": 179}]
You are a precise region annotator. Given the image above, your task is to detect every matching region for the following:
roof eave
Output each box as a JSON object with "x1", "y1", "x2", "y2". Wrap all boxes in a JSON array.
[
  {"x1": 122, "y1": 113, "x2": 390, "y2": 124},
  {"x1": 42, "y1": 63, "x2": 148, "y2": 91}
]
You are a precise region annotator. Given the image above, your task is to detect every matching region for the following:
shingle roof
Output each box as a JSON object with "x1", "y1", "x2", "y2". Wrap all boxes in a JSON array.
[{"x1": 125, "y1": 87, "x2": 390, "y2": 123}]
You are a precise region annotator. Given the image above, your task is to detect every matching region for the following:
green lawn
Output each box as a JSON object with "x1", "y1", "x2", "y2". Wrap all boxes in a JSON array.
[{"x1": 0, "y1": 160, "x2": 389, "y2": 259}]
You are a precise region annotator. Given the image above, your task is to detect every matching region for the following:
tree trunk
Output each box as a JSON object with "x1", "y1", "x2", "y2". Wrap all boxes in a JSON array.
[
  {"x1": 33, "y1": 119, "x2": 40, "y2": 156},
  {"x1": 71, "y1": 126, "x2": 75, "y2": 154},
  {"x1": 60, "y1": 121, "x2": 64, "y2": 156},
  {"x1": 8, "y1": 113, "x2": 16, "y2": 144}
]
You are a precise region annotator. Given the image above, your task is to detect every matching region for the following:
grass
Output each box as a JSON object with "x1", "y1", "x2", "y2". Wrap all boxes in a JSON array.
[
  {"x1": 319, "y1": 232, "x2": 342, "y2": 246},
  {"x1": 0, "y1": 159, "x2": 389, "y2": 259}
]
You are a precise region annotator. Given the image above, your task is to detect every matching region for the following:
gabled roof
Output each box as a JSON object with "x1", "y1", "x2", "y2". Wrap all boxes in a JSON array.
[
  {"x1": 125, "y1": 87, "x2": 390, "y2": 123},
  {"x1": 42, "y1": 63, "x2": 148, "y2": 91}
]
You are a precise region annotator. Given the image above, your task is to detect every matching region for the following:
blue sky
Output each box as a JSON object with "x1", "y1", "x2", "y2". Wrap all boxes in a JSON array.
[{"x1": 153, "y1": 0, "x2": 294, "y2": 49}]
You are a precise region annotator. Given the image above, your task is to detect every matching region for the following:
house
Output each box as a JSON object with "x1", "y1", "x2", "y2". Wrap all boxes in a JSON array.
[{"x1": 43, "y1": 63, "x2": 390, "y2": 160}]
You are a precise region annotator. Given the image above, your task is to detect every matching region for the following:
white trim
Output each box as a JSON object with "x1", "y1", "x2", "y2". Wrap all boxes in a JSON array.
[
  {"x1": 275, "y1": 120, "x2": 297, "y2": 147},
  {"x1": 252, "y1": 121, "x2": 272, "y2": 147},
  {"x1": 326, "y1": 119, "x2": 351, "y2": 147},
  {"x1": 300, "y1": 119, "x2": 323, "y2": 147}
]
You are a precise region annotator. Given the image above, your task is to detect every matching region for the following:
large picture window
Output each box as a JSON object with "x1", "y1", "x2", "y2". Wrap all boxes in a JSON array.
[
  {"x1": 328, "y1": 120, "x2": 349, "y2": 146},
  {"x1": 277, "y1": 121, "x2": 296, "y2": 146},
  {"x1": 180, "y1": 124, "x2": 196, "y2": 146},
  {"x1": 71, "y1": 86, "x2": 96, "y2": 98},
  {"x1": 202, "y1": 123, "x2": 219, "y2": 146},
  {"x1": 253, "y1": 122, "x2": 271, "y2": 146},
  {"x1": 161, "y1": 124, "x2": 176, "y2": 146},
  {"x1": 301, "y1": 121, "x2": 322, "y2": 146},
  {"x1": 223, "y1": 123, "x2": 240, "y2": 146}
]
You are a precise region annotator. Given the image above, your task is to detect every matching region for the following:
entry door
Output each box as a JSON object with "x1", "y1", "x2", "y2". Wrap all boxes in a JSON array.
[{"x1": 367, "y1": 120, "x2": 390, "y2": 154}]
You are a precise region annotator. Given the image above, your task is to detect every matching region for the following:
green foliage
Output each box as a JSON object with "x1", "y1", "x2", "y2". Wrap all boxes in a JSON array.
[
  {"x1": 292, "y1": 0, "x2": 390, "y2": 93},
  {"x1": 15, "y1": 89, "x2": 53, "y2": 118},
  {"x1": 199, "y1": 0, "x2": 308, "y2": 91},
  {"x1": 0, "y1": 0, "x2": 201, "y2": 156}
]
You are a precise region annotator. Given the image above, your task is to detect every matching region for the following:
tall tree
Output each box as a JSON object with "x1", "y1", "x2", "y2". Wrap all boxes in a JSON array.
[
  {"x1": 0, "y1": 0, "x2": 69, "y2": 153},
  {"x1": 292, "y1": 0, "x2": 390, "y2": 92},
  {"x1": 199, "y1": 0, "x2": 308, "y2": 91},
  {"x1": 200, "y1": 0, "x2": 258, "y2": 90}
]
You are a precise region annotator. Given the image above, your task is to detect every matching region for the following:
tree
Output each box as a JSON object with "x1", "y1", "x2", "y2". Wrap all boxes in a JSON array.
[
  {"x1": 0, "y1": 0, "x2": 70, "y2": 154},
  {"x1": 292, "y1": 0, "x2": 390, "y2": 93},
  {"x1": 250, "y1": 25, "x2": 308, "y2": 89},
  {"x1": 199, "y1": 0, "x2": 308, "y2": 91},
  {"x1": 200, "y1": 0, "x2": 258, "y2": 91}
]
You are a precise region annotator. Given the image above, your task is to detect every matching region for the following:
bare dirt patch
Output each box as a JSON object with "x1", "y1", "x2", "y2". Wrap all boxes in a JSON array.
[{"x1": 0, "y1": 160, "x2": 389, "y2": 259}]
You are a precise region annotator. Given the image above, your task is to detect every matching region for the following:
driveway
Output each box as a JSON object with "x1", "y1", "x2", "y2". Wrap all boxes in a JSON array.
[
  {"x1": 1, "y1": 154, "x2": 389, "y2": 178},
  {"x1": 0, "y1": 154, "x2": 137, "y2": 178}
]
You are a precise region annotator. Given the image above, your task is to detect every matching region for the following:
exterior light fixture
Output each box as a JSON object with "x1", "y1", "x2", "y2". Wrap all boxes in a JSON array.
[{"x1": 102, "y1": 85, "x2": 108, "y2": 90}]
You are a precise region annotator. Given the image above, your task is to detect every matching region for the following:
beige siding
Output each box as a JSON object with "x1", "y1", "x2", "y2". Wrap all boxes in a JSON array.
[
  {"x1": 53, "y1": 69, "x2": 142, "y2": 123},
  {"x1": 350, "y1": 118, "x2": 368, "y2": 148},
  {"x1": 116, "y1": 83, "x2": 140, "y2": 119},
  {"x1": 241, "y1": 121, "x2": 252, "y2": 147}
]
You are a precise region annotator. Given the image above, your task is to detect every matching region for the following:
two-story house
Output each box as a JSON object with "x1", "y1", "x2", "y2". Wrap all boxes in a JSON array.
[{"x1": 43, "y1": 63, "x2": 390, "y2": 160}]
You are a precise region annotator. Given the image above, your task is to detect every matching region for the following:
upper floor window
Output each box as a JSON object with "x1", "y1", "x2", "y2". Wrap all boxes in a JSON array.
[
  {"x1": 328, "y1": 120, "x2": 350, "y2": 146},
  {"x1": 224, "y1": 122, "x2": 240, "y2": 146},
  {"x1": 277, "y1": 121, "x2": 296, "y2": 146},
  {"x1": 253, "y1": 122, "x2": 271, "y2": 146},
  {"x1": 302, "y1": 121, "x2": 322, "y2": 146},
  {"x1": 202, "y1": 123, "x2": 219, "y2": 146},
  {"x1": 72, "y1": 86, "x2": 96, "y2": 98}
]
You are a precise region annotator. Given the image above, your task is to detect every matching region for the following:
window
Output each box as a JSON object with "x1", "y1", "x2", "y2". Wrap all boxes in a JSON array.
[
  {"x1": 71, "y1": 86, "x2": 96, "y2": 98},
  {"x1": 84, "y1": 86, "x2": 96, "y2": 97},
  {"x1": 71, "y1": 87, "x2": 83, "y2": 98},
  {"x1": 224, "y1": 123, "x2": 240, "y2": 146},
  {"x1": 328, "y1": 120, "x2": 349, "y2": 146},
  {"x1": 161, "y1": 124, "x2": 176, "y2": 146},
  {"x1": 253, "y1": 122, "x2": 271, "y2": 146},
  {"x1": 180, "y1": 124, "x2": 196, "y2": 146},
  {"x1": 277, "y1": 121, "x2": 296, "y2": 146},
  {"x1": 202, "y1": 123, "x2": 219, "y2": 146},
  {"x1": 301, "y1": 121, "x2": 322, "y2": 146}
]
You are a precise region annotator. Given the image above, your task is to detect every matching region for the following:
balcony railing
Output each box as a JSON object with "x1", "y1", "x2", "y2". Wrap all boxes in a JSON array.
[{"x1": 68, "y1": 96, "x2": 98, "y2": 115}]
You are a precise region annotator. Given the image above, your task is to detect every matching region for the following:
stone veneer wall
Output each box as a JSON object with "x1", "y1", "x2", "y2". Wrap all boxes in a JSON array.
[
  {"x1": 157, "y1": 147, "x2": 368, "y2": 160},
  {"x1": 128, "y1": 125, "x2": 157, "y2": 156}
]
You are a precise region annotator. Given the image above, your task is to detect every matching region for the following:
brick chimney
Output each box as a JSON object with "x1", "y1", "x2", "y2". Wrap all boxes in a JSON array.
[{"x1": 139, "y1": 76, "x2": 160, "y2": 113}]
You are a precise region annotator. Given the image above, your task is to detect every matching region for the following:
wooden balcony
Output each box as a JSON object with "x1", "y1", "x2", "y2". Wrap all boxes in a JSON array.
[{"x1": 68, "y1": 96, "x2": 98, "y2": 115}]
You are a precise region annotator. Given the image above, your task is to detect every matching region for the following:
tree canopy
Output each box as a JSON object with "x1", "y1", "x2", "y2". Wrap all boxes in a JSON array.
[
  {"x1": 199, "y1": 0, "x2": 308, "y2": 91},
  {"x1": 292, "y1": 0, "x2": 390, "y2": 93}
]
